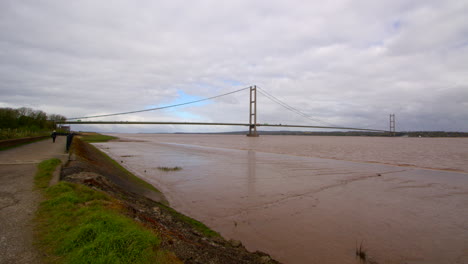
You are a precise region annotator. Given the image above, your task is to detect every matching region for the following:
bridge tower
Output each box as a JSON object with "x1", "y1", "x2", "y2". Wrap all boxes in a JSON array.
[
  {"x1": 389, "y1": 114, "x2": 396, "y2": 136},
  {"x1": 247, "y1": 85, "x2": 259, "y2": 137}
]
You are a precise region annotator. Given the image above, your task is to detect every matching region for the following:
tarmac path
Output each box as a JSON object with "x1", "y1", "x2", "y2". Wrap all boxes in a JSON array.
[{"x1": 0, "y1": 136, "x2": 68, "y2": 264}]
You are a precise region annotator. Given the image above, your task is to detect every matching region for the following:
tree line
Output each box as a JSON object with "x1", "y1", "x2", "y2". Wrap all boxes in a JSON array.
[{"x1": 0, "y1": 107, "x2": 67, "y2": 140}]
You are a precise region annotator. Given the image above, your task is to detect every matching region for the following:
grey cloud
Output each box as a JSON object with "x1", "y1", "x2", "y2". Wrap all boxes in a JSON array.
[{"x1": 1, "y1": 0, "x2": 467, "y2": 132}]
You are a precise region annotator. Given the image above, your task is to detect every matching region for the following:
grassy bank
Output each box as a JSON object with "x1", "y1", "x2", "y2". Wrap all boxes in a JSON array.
[
  {"x1": 34, "y1": 159, "x2": 179, "y2": 264},
  {"x1": 0, "y1": 128, "x2": 49, "y2": 140},
  {"x1": 72, "y1": 133, "x2": 219, "y2": 237},
  {"x1": 75, "y1": 133, "x2": 161, "y2": 196},
  {"x1": 80, "y1": 133, "x2": 118, "y2": 143}
]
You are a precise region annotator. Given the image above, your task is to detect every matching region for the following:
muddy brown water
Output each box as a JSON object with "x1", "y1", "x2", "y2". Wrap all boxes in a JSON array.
[{"x1": 94, "y1": 135, "x2": 468, "y2": 264}]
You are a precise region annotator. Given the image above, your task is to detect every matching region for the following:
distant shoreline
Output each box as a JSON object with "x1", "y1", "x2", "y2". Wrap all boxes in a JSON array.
[{"x1": 171, "y1": 130, "x2": 468, "y2": 137}]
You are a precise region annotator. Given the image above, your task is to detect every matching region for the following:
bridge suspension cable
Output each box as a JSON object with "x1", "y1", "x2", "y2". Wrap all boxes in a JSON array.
[
  {"x1": 257, "y1": 87, "x2": 339, "y2": 127},
  {"x1": 67, "y1": 86, "x2": 251, "y2": 120}
]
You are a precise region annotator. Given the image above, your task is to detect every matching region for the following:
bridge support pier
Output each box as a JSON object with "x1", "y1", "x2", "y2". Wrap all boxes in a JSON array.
[
  {"x1": 389, "y1": 114, "x2": 396, "y2": 136},
  {"x1": 247, "y1": 85, "x2": 259, "y2": 137}
]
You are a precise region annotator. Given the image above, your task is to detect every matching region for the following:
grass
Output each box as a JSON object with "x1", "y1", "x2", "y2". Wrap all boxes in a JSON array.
[
  {"x1": 157, "y1": 166, "x2": 182, "y2": 172},
  {"x1": 80, "y1": 140, "x2": 219, "y2": 238},
  {"x1": 80, "y1": 133, "x2": 117, "y2": 143},
  {"x1": 35, "y1": 182, "x2": 165, "y2": 264},
  {"x1": 88, "y1": 143, "x2": 162, "y2": 194},
  {"x1": 0, "y1": 128, "x2": 49, "y2": 140},
  {"x1": 158, "y1": 203, "x2": 220, "y2": 238},
  {"x1": 71, "y1": 135, "x2": 220, "y2": 238},
  {"x1": 35, "y1": 158, "x2": 62, "y2": 189},
  {"x1": 34, "y1": 159, "x2": 180, "y2": 264},
  {"x1": 74, "y1": 134, "x2": 161, "y2": 195}
]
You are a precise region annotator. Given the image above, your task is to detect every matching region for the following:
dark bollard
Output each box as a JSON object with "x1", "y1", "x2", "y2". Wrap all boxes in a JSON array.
[{"x1": 66, "y1": 133, "x2": 74, "y2": 152}]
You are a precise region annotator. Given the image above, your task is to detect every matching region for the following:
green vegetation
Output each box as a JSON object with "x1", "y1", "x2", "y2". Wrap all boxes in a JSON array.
[
  {"x1": 71, "y1": 136, "x2": 219, "y2": 238},
  {"x1": 80, "y1": 133, "x2": 118, "y2": 143},
  {"x1": 35, "y1": 159, "x2": 61, "y2": 189},
  {"x1": 218, "y1": 130, "x2": 468, "y2": 137},
  {"x1": 89, "y1": 143, "x2": 160, "y2": 194},
  {"x1": 402, "y1": 131, "x2": 468, "y2": 137},
  {"x1": 0, "y1": 107, "x2": 66, "y2": 140},
  {"x1": 157, "y1": 166, "x2": 182, "y2": 172},
  {"x1": 34, "y1": 159, "x2": 178, "y2": 264},
  {"x1": 158, "y1": 203, "x2": 220, "y2": 238},
  {"x1": 0, "y1": 128, "x2": 48, "y2": 140},
  {"x1": 35, "y1": 182, "x2": 168, "y2": 264}
]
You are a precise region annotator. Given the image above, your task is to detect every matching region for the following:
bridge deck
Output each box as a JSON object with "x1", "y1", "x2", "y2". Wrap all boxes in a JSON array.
[{"x1": 59, "y1": 121, "x2": 387, "y2": 132}]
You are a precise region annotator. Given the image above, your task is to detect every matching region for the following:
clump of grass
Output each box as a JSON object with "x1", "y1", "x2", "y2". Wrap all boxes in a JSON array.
[
  {"x1": 35, "y1": 158, "x2": 61, "y2": 190},
  {"x1": 35, "y1": 182, "x2": 168, "y2": 264},
  {"x1": 157, "y1": 166, "x2": 182, "y2": 172},
  {"x1": 356, "y1": 241, "x2": 367, "y2": 261}
]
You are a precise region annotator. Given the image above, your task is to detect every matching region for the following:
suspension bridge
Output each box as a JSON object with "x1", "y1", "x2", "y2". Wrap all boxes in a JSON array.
[{"x1": 58, "y1": 86, "x2": 393, "y2": 136}]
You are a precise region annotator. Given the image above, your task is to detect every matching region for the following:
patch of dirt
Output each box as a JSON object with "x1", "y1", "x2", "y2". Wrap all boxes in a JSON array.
[{"x1": 62, "y1": 138, "x2": 280, "y2": 264}]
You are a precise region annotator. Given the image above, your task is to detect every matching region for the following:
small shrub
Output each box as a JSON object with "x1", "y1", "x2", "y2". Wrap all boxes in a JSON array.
[
  {"x1": 157, "y1": 166, "x2": 182, "y2": 172},
  {"x1": 356, "y1": 241, "x2": 366, "y2": 261}
]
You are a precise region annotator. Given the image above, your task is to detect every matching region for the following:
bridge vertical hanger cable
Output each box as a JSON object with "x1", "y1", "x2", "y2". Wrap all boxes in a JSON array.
[
  {"x1": 256, "y1": 87, "x2": 340, "y2": 127},
  {"x1": 64, "y1": 84, "x2": 389, "y2": 133}
]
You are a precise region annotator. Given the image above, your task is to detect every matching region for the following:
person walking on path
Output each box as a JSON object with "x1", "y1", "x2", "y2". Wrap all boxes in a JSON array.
[{"x1": 51, "y1": 130, "x2": 57, "y2": 143}]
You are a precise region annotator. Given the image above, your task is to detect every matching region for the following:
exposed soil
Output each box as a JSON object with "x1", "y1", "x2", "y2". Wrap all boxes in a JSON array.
[{"x1": 61, "y1": 138, "x2": 280, "y2": 264}]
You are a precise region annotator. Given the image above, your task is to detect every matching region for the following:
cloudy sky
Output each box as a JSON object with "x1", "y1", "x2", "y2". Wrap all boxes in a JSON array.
[{"x1": 1, "y1": 0, "x2": 467, "y2": 133}]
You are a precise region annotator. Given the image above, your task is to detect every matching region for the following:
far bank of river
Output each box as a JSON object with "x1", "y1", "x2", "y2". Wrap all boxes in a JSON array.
[{"x1": 94, "y1": 134, "x2": 468, "y2": 264}]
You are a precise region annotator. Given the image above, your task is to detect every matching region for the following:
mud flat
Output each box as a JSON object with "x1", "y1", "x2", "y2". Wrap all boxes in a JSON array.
[{"x1": 94, "y1": 134, "x2": 468, "y2": 264}]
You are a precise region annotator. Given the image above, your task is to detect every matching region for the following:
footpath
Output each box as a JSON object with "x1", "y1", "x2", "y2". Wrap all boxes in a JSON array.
[{"x1": 0, "y1": 137, "x2": 68, "y2": 264}]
